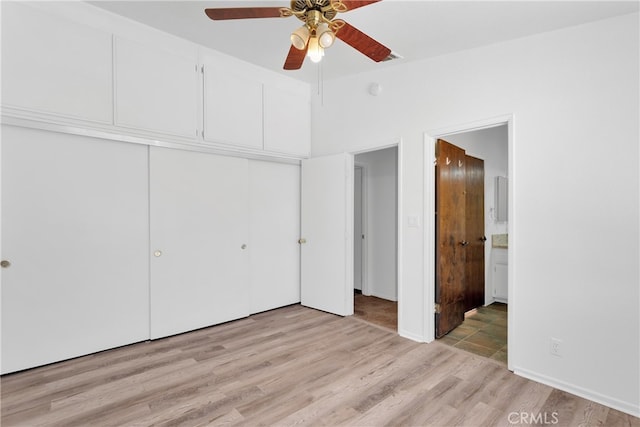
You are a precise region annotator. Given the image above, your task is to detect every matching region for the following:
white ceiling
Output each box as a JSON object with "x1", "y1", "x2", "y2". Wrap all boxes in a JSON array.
[{"x1": 89, "y1": 0, "x2": 639, "y2": 83}]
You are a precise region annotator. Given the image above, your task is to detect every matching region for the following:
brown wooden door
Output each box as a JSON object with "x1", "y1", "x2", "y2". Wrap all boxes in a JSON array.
[
  {"x1": 464, "y1": 155, "x2": 485, "y2": 312},
  {"x1": 435, "y1": 139, "x2": 466, "y2": 338}
]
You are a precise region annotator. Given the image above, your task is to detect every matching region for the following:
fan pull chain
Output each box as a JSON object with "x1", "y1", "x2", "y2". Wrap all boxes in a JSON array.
[{"x1": 317, "y1": 60, "x2": 325, "y2": 106}]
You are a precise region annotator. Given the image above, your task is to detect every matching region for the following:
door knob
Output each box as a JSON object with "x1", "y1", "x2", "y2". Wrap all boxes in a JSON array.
[
  {"x1": 241, "y1": 244, "x2": 247, "y2": 250},
  {"x1": 480, "y1": 236, "x2": 487, "y2": 242},
  {"x1": 153, "y1": 250, "x2": 162, "y2": 257},
  {"x1": 1, "y1": 260, "x2": 11, "y2": 268},
  {"x1": 298, "y1": 238, "x2": 307, "y2": 244}
]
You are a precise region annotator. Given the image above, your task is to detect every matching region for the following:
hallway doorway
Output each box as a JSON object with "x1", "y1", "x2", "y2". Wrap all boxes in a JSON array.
[
  {"x1": 353, "y1": 146, "x2": 398, "y2": 331},
  {"x1": 353, "y1": 293, "x2": 398, "y2": 331}
]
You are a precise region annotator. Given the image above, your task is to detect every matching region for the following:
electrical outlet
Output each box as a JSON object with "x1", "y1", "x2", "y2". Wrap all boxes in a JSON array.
[{"x1": 550, "y1": 338, "x2": 562, "y2": 357}]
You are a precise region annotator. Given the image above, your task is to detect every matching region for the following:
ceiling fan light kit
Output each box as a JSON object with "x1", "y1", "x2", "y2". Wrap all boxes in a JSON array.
[
  {"x1": 290, "y1": 25, "x2": 310, "y2": 50},
  {"x1": 307, "y1": 36, "x2": 324, "y2": 63},
  {"x1": 205, "y1": 0, "x2": 392, "y2": 70},
  {"x1": 317, "y1": 23, "x2": 335, "y2": 48}
]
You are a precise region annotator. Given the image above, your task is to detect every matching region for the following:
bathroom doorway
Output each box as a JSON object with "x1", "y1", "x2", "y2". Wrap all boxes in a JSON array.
[{"x1": 434, "y1": 125, "x2": 509, "y2": 363}]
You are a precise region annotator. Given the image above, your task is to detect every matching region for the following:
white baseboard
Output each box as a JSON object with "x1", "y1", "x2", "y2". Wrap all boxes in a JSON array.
[
  {"x1": 371, "y1": 291, "x2": 397, "y2": 302},
  {"x1": 398, "y1": 328, "x2": 426, "y2": 343},
  {"x1": 514, "y1": 366, "x2": 640, "y2": 418}
]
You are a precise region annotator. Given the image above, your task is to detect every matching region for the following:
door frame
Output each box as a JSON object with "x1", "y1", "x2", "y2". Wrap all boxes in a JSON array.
[
  {"x1": 424, "y1": 115, "x2": 514, "y2": 371},
  {"x1": 354, "y1": 162, "x2": 369, "y2": 295},
  {"x1": 351, "y1": 140, "x2": 402, "y2": 330}
]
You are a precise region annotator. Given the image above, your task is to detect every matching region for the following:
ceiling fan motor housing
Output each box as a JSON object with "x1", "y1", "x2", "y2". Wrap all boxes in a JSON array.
[{"x1": 291, "y1": 0, "x2": 338, "y2": 22}]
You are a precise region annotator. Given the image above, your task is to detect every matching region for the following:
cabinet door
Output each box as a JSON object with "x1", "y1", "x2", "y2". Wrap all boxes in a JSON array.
[
  {"x1": 249, "y1": 161, "x2": 301, "y2": 314},
  {"x1": 115, "y1": 37, "x2": 198, "y2": 138},
  {"x1": 492, "y1": 249, "x2": 508, "y2": 301},
  {"x1": 1, "y1": 126, "x2": 149, "y2": 374},
  {"x1": 1, "y1": 2, "x2": 113, "y2": 123},
  {"x1": 494, "y1": 263, "x2": 508, "y2": 301},
  {"x1": 203, "y1": 59, "x2": 263, "y2": 149},
  {"x1": 264, "y1": 85, "x2": 311, "y2": 157},
  {"x1": 150, "y1": 147, "x2": 249, "y2": 339}
]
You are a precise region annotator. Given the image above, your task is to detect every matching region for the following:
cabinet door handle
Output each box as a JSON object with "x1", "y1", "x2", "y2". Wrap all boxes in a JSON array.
[{"x1": 1, "y1": 260, "x2": 11, "y2": 268}]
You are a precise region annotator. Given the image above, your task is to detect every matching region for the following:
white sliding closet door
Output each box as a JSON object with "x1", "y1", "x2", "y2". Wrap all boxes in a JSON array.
[
  {"x1": 249, "y1": 161, "x2": 301, "y2": 314},
  {"x1": 1, "y1": 126, "x2": 149, "y2": 374},
  {"x1": 150, "y1": 147, "x2": 249, "y2": 339}
]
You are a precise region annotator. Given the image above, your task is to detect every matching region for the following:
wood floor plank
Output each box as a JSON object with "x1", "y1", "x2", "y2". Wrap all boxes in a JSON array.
[{"x1": 2, "y1": 305, "x2": 638, "y2": 427}]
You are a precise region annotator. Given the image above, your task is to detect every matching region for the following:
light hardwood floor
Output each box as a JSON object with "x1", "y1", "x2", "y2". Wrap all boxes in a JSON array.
[{"x1": 2, "y1": 305, "x2": 637, "y2": 426}]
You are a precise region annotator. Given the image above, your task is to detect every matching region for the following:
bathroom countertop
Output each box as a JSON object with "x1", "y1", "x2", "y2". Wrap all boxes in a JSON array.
[{"x1": 492, "y1": 234, "x2": 508, "y2": 248}]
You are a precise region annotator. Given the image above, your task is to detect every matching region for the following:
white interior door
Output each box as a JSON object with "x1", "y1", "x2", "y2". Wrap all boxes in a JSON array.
[
  {"x1": 301, "y1": 153, "x2": 354, "y2": 316},
  {"x1": 1, "y1": 126, "x2": 149, "y2": 374},
  {"x1": 150, "y1": 147, "x2": 249, "y2": 339}
]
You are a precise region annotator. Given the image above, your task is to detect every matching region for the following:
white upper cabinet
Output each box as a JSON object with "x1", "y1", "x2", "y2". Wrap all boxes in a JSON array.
[
  {"x1": 200, "y1": 48, "x2": 311, "y2": 158},
  {"x1": 115, "y1": 37, "x2": 198, "y2": 138},
  {"x1": 202, "y1": 52, "x2": 263, "y2": 149},
  {"x1": 264, "y1": 84, "x2": 311, "y2": 157},
  {"x1": 1, "y1": 2, "x2": 312, "y2": 158},
  {"x1": 1, "y1": 2, "x2": 113, "y2": 124}
]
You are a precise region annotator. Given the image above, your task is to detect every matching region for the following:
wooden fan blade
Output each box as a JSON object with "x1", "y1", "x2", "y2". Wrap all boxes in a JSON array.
[
  {"x1": 283, "y1": 44, "x2": 307, "y2": 70},
  {"x1": 340, "y1": 0, "x2": 381, "y2": 12},
  {"x1": 334, "y1": 21, "x2": 391, "y2": 62},
  {"x1": 205, "y1": 7, "x2": 287, "y2": 20}
]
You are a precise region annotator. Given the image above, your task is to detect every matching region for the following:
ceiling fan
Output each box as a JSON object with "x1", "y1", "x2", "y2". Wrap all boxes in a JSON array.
[{"x1": 204, "y1": 0, "x2": 392, "y2": 70}]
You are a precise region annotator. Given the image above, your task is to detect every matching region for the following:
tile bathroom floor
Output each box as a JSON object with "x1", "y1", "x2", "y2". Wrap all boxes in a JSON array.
[
  {"x1": 439, "y1": 303, "x2": 508, "y2": 364},
  {"x1": 353, "y1": 294, "x2": 507, "y2": 364}
]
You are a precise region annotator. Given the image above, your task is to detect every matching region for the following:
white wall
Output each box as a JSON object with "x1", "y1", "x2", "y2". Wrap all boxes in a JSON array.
[
  {"x1": 311, "y1": 12, "x2": 639, "y2": 416},
  {"x1": 445, "y1": 125, "x2": 508, "y2": 305},
  {"x1": 355, "y1": 147, "x2": 398, "y2": 301}
]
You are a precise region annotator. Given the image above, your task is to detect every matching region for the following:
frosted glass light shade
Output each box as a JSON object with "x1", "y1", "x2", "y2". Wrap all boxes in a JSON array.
[
  {"x1": 307, "y1": 36, "x2": 324, "y2": 63},
  {"x1": 317, "y1": 23, "x2": 335, "y2": 48},
  {"x1": 290, "y1": 26, "x2": 310, "y2": 50}
]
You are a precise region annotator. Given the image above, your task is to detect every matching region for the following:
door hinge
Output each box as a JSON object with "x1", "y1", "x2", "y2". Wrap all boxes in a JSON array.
[{"x1": 434, "y1": 303, "x2": 441, "y2": 314}]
